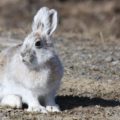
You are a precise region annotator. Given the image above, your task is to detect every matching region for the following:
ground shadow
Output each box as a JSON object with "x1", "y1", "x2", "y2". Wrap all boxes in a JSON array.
[{"x1": 56, "y1": 95, "x2": 120, "y2": 111}]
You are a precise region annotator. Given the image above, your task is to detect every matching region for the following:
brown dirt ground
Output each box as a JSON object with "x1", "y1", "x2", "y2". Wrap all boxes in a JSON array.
[{"x1": 0, "y1": 0, "x2": 120, "y2": 120}]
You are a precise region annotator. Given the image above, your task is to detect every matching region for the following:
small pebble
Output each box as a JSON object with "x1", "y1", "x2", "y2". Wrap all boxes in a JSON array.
[
  {"x1": 105, "y1": 56, "x2": 114, "y2": 62},
  {"x1": 112, "y1": 61, "x2": 119, "y2": 65},
  {"x1": 90, "y1": 65, "x2": 99, "y2": 71}
]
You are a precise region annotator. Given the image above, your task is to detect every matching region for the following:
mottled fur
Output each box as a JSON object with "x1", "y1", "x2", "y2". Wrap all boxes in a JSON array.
[{"x1": 0, "y1": 7, "x2": 63, "y2": 113}]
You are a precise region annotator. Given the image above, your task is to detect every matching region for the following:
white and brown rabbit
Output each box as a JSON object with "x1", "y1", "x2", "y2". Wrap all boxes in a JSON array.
[{"x1": 0, "y1": 7, "x2": 63, "y2": 113}]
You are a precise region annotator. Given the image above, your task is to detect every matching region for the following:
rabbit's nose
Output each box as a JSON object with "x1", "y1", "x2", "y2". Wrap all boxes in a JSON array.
[
  {"x1": 21, "y1": 52, "x2": 25, "y2": 57},
  {"x1": 22, "y1": 59, "x2": 26, "y2": 62}
]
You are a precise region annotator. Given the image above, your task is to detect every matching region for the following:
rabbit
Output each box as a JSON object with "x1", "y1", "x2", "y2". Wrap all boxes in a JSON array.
[{"x1": 0, "y1": 7, "x2": 63, "y2": 113}]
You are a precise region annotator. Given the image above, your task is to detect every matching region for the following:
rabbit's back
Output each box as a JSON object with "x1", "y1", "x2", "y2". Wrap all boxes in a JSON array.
[{"x1": 0, "y1": 44, "x2": 21, "y2": 82}]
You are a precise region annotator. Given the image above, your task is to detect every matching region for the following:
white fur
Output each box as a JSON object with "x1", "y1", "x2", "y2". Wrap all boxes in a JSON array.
[
  {"x1": 1, "y1": 95, "x2": 22, "y2": 108},
  {"x1": 0, "y1": 7, "x2": 63, "y2": 113}
]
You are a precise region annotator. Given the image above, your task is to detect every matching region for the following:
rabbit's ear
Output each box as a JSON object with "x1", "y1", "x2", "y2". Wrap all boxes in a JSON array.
[{"x1": 32, "y1": 7, "x2": 58, "y2": 36}]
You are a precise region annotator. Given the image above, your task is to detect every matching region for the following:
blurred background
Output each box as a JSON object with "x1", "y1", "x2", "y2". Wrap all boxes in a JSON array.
[{"x1": 0, "y1": 0, "x2": 120, "y2": 38}]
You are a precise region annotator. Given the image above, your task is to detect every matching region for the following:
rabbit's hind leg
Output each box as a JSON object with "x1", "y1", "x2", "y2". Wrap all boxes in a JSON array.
[{"x1": 1, "y1": 94, "x2": 22, "y2": 109}]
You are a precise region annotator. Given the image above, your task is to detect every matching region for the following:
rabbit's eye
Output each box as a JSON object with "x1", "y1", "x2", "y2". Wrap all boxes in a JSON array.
[{"x1": 35, "y1": 41, "x2": 42, "y2": 48}]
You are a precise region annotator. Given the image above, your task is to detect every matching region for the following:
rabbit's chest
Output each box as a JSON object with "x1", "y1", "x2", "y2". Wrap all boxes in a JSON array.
[
  {"x1": 17, "y1": 67, "x2": 51, "y2": 89},
  {"x1": 8, "y1": 60, "x2": 51, "y2": 91},
  {"x1": 29, "y1": 69, "x2": 50, "y2": 88}
]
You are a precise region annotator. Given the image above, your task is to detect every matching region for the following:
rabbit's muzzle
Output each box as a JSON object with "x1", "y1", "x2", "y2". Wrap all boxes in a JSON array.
[{"x1": 21, "y1": 51, "x2": 35, "y2": 64}]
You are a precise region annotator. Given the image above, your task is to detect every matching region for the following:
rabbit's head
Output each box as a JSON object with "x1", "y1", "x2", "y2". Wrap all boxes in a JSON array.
[{"x1": 20, "y1": 7, "x2": 58, "y2": 69}]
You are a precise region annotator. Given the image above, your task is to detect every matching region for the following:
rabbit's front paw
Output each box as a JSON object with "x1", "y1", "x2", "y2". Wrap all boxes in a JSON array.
[
  {"x1": 1, "y1": 95, "x2": 22, "y2": 109},
  {"x1": 27, "y1": 106, "x2": 47, "y2": 113},
  {"x1": 46, "y1": 104, "x2": 60, "y2": 112}
]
